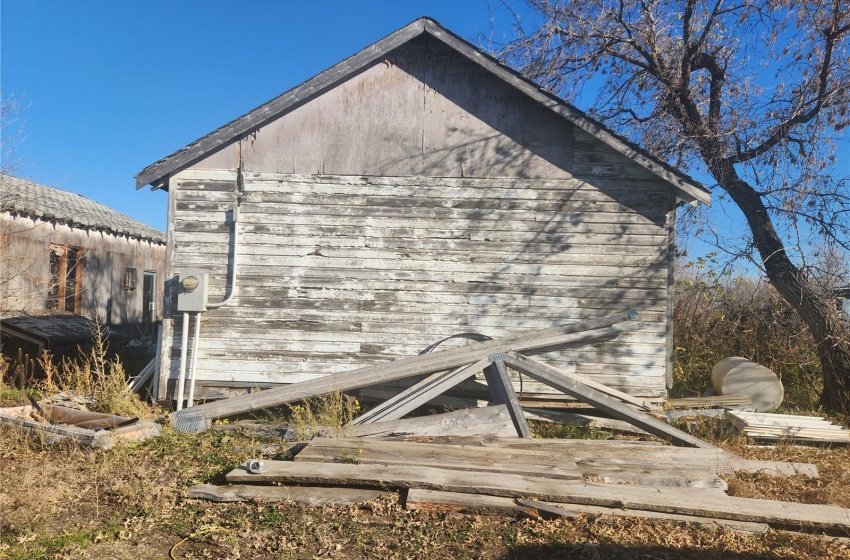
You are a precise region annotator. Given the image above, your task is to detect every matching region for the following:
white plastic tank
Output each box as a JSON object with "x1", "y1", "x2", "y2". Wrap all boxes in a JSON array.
[{"x1": 711, "y1": 357, "x2": 784, "y2": 411}]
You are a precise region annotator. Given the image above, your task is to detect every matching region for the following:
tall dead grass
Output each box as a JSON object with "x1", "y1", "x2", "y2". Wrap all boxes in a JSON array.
[
  {"x1": 0, "y1": 322, "x2": 154, "y2": 418},
  {"x1": 674, "y1": 260, "x2": 824, "y2": 408},
  {"x1": 288, "y1": 391, "x2": 361, "y2": 440}
]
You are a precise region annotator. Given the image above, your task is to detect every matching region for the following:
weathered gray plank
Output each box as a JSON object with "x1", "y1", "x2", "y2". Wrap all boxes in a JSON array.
[
  {"x1": 225, "y1": 461, "x2": 848, "y2": 530},
  {"x1": 386, "y1": 435, "x2": 818, "y2": 477},
  {"x1": 405, "y1": 490, "x2": 769, "y2": 534},
  {"x1": 353, "y1": 359, "x2": 490, "y2": 425},
  {"x1": 503, "y1": 352, "x2": 713, "y2": 448},
  {"x1": 349, "y1": 405, "x2": 516, "y2": 438},
  {"x1": 169, "y1": 312, "x2": 641, "y2": 431},
  {"x1": 187, "y1": 483, "x2": 392, "y2": 505},
  {"x1": 293, "y1": 437, "x2": 582, "y2": 480}
]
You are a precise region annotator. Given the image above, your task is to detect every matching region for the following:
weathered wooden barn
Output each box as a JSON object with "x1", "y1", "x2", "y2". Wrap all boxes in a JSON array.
[
  {"x1": 136, "y1": 18, "x2": 710, "y2": 404},
  {"x1": 1, "y1": 174, "x2": 166, "y2": 340}
]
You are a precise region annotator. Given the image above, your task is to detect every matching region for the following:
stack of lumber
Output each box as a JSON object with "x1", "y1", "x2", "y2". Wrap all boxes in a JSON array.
[
  {"x1": 726, "y1": 411, "x2": 850, "y2": 444},
  {"x1": 194, "y1": 435, "x2": 847, "y2": 535}
]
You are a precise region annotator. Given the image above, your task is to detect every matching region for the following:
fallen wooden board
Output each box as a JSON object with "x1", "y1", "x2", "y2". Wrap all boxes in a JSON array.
[
  {"x1": 226, "y1": 461, "x2": 849, "y2": 531},
  {"x1": 666, "y1": 395, "x2": 753, "y2": 409},
  {"x1": 504, "y1": 353, "x2": 714, "y2": 448},
  {"x1": 574, "y1": 458, "x2": 728, "y2": 490},
  {"x1": 350, "y1": 405, "x2": 517, "y2": 438},
  {"x1": 726, "y1": 411, "x2": 850, "y2": 443},
  {"x1": 405, "y1": 489, "x2": 769, "y2": 534},
  {"x1": 293, "y1": 437, "x2": 583, "y2": 480},
  {"x1": 170, "y1": 311, "x2": 641, "y2": 432},
  {"x1": 383, "y1": 436, "x2": 819, "y2": 477},
  {"x1": 295, "y1": 436, "x2": 725, "y2": 489},
  {"x1": 187, "y1": 483, "x2": 393, "y2": 506}
]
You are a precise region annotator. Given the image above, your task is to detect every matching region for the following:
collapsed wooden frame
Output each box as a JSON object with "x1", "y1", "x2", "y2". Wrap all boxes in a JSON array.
[{"x1": 169, "y1": 309, "x2": 714, "y2": 448}]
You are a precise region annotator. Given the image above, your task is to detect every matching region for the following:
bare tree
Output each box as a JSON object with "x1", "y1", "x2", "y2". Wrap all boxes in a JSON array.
[{"x1": 501, "y1": 0, "x2": 850, "y2": 412}]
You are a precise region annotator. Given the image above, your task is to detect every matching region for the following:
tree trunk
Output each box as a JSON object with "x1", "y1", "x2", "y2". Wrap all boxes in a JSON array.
[{"x1": 711, "y1": 159, "x2": 850, "y2": 413}]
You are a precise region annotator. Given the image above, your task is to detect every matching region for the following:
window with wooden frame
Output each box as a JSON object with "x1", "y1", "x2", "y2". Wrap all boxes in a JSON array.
[{"x1": 47, "y1": 244, "x2": 83, "y2": 313}]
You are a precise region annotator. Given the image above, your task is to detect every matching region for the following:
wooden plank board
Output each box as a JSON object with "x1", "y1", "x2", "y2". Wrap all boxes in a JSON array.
[
  {"x1": 405, "y1": 490, "x2": 769, "y2": 534},
  {"x1": 225, "y1": 461, "x2": 849, "y2": 530},
  {"x1": 726, "y1": 411, "x2": 850, "y2": 443},
  {"x1": 170, "y1": 311, "x2": 641, "y2": 431},
  {"x1": 353, "y1": 359, "x2": 490, "y2": 425},
  {"x1": 503, "y1": 352, "x2": 714, "y2": 448},
  {"x1": 293, "y1": 438, "x2": 583, "y2": 480},
  {"x1": 339, "y1": 405, "x2": 517, "y2": 438},
  {"x1": 384, "y1": 436, "x2": 819, "y2": 477},
  {"x1": 666, "y1": 395, "x2": 753, "y2": 409},
  {"x1": 187, "y1": 483, "x2": 392, "y2": 506}
]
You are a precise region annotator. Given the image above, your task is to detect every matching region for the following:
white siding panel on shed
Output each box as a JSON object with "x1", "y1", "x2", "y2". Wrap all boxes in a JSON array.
[{"x1": 165, "y1": 172, "x2": 671, "y2": 398}]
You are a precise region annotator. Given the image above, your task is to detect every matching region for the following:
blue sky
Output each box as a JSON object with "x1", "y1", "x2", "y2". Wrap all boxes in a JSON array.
[
  {"x1": 1, "y1": 0, "x2": 516, "y2": 232},
  {"x1": 2, "y1": 0, "x2": 846, "y2": 267}
]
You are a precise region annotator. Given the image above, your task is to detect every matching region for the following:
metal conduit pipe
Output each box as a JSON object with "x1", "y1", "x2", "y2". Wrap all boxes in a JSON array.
[
  {"x1": 186, "y1": 313, "x2": 202, "y2": 408},
  {"x1": 176, "y1": 312, "x2": 190, "y2": 411}
]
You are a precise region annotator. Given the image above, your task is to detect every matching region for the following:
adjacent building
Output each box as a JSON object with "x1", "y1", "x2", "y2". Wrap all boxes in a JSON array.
[{"x1": 1, "y1": 174, "x2": 166, "y2": 342}]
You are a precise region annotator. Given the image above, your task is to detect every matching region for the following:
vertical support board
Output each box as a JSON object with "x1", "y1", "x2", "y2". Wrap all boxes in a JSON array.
[{"x1": 484, "y1": 355, "x2": 532, "y2": 438}]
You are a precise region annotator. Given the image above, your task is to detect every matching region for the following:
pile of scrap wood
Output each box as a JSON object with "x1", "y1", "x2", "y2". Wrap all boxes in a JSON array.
[
  {"x1": 180, "y1": 309, "x2": 850, "y2": 536},
  {"x1": 726, "y1": 410, "x2": 850, "y2": 444},
  {"x1": 188, "y1": 435, "x2": 845, "y2": 536},
  {"x1": 0, "y1": 399, "x2": 160, "y2": 449},
  {"x1": 169, "y1": 310, "x2": 700, "y2": 447}
]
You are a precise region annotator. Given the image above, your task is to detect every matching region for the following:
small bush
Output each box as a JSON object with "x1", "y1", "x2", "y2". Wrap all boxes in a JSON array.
[{"x1": 288, "y1": 391, "x2": 360, "y2": 440}]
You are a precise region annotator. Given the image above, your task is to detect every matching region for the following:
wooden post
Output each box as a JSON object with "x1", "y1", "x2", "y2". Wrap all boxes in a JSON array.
[{"x1": 483, "y1": 355, "x2": 531, "y2": 438}]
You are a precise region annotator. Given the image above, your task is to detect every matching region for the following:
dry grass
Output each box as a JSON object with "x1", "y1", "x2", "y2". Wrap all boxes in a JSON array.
[
  {"x1": 288, "y1": 391, "x2": 361, "y2": 440},
  {"x1": 2, "y1": 411, "x2": 850, "y2": 560},
  {"x1": 0, "y1": 325, "x2": 154, "y2": 419}
]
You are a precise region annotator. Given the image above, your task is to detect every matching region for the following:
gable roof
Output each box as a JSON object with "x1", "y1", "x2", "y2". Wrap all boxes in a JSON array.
[
  {"x1": 136, "y1": 17, "x2": 710, "y2": 205},
  {"x1": 1, "y1": 174, "x2": 166, "y2": 243}
]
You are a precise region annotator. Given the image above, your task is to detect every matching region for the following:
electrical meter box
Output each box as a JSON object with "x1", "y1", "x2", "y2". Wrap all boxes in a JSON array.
[{"x1": 177, "y1": 272, "x2": 209, "y2": 312}]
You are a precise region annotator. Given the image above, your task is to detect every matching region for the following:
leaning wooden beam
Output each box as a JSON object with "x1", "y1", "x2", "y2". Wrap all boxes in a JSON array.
[
  {"x1": 483, "y1": 357, "x2": 532, "y2": 437},
  {"x1": 503, "y1": 352, "x2": 715, "y2": 448},
  {"x1": 187, "y1": 483, "x2": 393, "y2": 506},
  {"x1": 170, "y1": 310, "x2": 641, "y2": 432},
  {"x1": 225, "y1": 461, "x2": 850, "y2": 531},
  {"x1": 353, "y1": 359, "x2": 491, "y2": 425}
]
